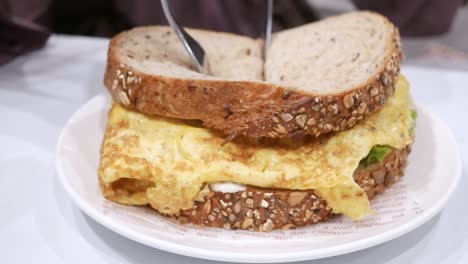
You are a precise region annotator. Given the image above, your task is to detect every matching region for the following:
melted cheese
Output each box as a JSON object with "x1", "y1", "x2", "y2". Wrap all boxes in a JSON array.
[
  {"x1": 210, "y1": 182, "x2": 247, "y2": 193},
  {"x1": 98, "y1": 75, "x2": 413, "y2": 220}
]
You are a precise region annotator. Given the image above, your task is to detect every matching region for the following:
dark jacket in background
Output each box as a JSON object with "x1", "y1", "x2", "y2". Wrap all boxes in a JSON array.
[
  {"x1": 0, "y1": 0, "x2": 465, "y2": 65},
  {"x1": 353, "y1": 0, "x2": 464, "y2": 35}
]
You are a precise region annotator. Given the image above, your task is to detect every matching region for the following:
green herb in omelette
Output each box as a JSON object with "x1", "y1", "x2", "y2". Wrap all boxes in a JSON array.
[
  {"x1": 361, "y1": 145, "x2": 392, "y2": 166},
  {"x1": 409, "y1": 109, "x2": 418, "y2": 135}
]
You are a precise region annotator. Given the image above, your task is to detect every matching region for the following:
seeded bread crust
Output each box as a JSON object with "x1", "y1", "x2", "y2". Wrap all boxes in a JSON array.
[
  {"x1": 103, "y1": 12, "x2": 403, "y2": 139},
  {"x1": 171, "y1": 145, "x2": 411, "y2": 231}
]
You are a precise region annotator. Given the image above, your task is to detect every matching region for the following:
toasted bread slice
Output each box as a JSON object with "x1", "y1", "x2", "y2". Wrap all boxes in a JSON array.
[{"x1": 104, "y1": 11, "x2": 402, "y2": 138}]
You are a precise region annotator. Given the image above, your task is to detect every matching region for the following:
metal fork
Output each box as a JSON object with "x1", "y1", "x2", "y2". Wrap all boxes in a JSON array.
[
  {"x1": 160, "y1": 0, "x2": 209, "y2": 74},
  {"x1": 264, "y1": 0, "x2": 273, "y2": 59},
  {"x1": 160, "y1": 0, "x2": 274, "y2": 74}
]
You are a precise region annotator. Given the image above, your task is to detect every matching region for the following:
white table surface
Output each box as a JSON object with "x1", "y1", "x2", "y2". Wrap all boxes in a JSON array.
[{"x1": 1, "y1": 35, "x2": 467, "y2": 264}]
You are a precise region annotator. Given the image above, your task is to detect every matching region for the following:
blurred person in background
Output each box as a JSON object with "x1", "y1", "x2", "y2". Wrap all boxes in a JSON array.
[{"x1": 0, "y1": 0, "x2": 466, "y2": 65}]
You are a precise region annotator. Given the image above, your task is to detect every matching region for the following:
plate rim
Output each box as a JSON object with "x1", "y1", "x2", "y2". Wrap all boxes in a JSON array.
[{"x1": 55, "y1": 94, "x2": 463, "y2": 263}]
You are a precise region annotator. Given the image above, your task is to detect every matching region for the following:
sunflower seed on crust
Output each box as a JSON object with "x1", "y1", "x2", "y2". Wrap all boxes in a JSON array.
[
  {"x1": 280, "y1": 113, "x2": 293, "y2": 122},
  {"x1": 274, "y1": 124, "x2": 287, "y2": 134},
  {"x1": 261, "y1": 219, "x2": 274, "y2": 232},
  {"x1": 343, "y1": 94, "x2": 354, "y2": 108},
  {"x1": 119, "y1": 91, "x2": 130, "y2": 106},
  {"x1": 295, "y1": 114, "x2": 307, "y2": 128}
]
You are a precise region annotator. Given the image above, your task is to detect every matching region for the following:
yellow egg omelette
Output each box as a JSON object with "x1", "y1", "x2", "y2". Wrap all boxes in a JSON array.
[{"x1": 98, "y1": 75, "x2": 414, "y2": 220}]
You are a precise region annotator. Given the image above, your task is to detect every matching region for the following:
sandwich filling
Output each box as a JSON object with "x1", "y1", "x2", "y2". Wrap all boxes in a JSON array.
[{"x1": 98, "y1": 75, "x2": 414, "y2": 220}]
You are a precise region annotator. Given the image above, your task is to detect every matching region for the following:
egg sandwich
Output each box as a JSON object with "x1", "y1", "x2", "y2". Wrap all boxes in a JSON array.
[{"x1": 98, "y1": 12, "x2": 415, "y2": 231}]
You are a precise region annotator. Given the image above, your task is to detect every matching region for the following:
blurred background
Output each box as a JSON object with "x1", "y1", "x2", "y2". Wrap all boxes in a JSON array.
[{"x1": 1, "y1": 0, "x2": 468, "y2": 70}]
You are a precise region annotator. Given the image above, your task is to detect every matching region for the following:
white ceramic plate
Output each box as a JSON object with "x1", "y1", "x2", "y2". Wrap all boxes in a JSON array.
[{"x1": 56, "y1": 94, "x2": 462, "y2": 263}]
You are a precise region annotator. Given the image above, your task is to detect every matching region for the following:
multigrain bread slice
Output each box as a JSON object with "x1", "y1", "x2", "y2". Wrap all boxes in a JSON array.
[
  {"x1": 172, "y1": 145, "x2": 411, "y2": 231},
  {"x1": 104, "y1": 11, "x2": 402, "y2": 138}
]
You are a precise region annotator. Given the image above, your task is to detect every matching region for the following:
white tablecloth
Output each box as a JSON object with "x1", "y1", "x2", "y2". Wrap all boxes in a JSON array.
[{"x1": 1, "y1": 35, "x2": 467, "y2": 264}]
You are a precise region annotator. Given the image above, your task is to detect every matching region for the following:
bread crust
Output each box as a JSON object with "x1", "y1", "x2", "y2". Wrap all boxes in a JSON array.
[
  {"x1": 171, "y1": 145, "x2": 411, "y2": 231},
  {"x1": 104, "y1": 12, "x2": 402, "y2": 139}
]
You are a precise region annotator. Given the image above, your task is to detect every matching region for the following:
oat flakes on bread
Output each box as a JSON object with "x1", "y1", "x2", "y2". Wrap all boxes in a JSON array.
[{"x1": 104, "y1": 11, "x2": 402, "y2": 139}]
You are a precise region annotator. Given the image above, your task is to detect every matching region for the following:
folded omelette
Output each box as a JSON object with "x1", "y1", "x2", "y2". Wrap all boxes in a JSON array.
[{"x1": 98, "y1": 76, "x2": 414, "y2": 220}]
